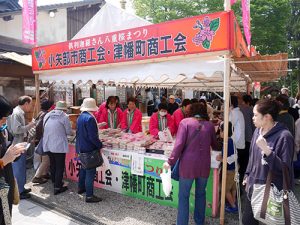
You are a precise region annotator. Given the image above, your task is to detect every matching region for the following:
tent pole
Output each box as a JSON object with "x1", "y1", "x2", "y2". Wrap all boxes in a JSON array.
[
  {"x1": 133, "y1": 84, "x2": 136, "y2": 97},
  {"x1": 220, "y1": 54, "x2": 231, "y2": 225},
  {"x1": 220, "y1": 1, "x2": 231, "y2": 224},
  {"x1": 34, "y1": 73, "x2": 40, "y2": 118}
]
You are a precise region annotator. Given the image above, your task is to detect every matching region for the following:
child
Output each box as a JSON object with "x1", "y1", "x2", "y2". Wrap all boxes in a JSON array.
[{"x1": 216, "y1": 121, "x2": 238, "y2": 213}]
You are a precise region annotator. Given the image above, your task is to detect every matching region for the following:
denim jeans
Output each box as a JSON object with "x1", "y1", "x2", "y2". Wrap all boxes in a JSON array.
[
  {"x1": 177, "y1": 177, "x2": 208, "y2": 225},
  {"x1": 78, "y1": 168, "x2": 96, "y2": 197},
  {"x1": 12, "y1": 153, "x2": 26, "y2": 193}
]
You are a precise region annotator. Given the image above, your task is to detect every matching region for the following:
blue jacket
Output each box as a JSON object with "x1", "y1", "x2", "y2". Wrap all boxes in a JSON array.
[{"x1": 76, "y1": 112, "x2": 102, "y2": 153}]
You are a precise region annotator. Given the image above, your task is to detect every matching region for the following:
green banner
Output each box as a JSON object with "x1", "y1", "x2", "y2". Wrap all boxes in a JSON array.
[{"x1": 121, "y1": 157, "x2": 213, "y2": 216}]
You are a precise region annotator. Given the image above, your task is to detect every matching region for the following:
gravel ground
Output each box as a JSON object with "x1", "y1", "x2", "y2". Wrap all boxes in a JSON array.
[{"x1": 24, "y1": 168, "x2": 300, "y2": 225}]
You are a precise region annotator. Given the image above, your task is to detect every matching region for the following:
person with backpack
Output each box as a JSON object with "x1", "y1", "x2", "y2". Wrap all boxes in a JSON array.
[{"x1": 32, "y1": 99, "x2": 54, "y2": 184}]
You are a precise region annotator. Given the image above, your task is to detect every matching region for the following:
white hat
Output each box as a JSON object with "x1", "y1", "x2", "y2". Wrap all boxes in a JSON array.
[
  {"x1": 281, "y1": 87, "x2": 289, "y2": 93},
  {"x1": 80, "y1": 98, "x2": 98, "y2": 112},
  {"x1": 169, "y1": 95, "x2": 175, "y2": 99},
  {"x1": 55, "y1": 101, "x2": 68, "y2": 110}
]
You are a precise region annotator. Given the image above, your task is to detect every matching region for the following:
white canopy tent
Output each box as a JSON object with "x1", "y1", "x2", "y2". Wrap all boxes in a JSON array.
[
  {"x1": 73, "y1": 2, "x2": 152, "y2": 39},
  {"x1": 39, "y1": 2, "x2": 247, "y2": 92},
  {"x1": 34, "y1": 2, "x2": 246, "y2": 224},
  {"x1": 40, "y1": 53, "x2": 247, "y2": 92}
]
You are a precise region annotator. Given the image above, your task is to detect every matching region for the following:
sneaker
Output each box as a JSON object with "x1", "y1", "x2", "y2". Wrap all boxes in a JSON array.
[
  {"x1": 86, "y1": 195, "x2": 102, "y2": 203},
  {"x1": 20, "y1": 192, "x2": 31, "y2": 199},
  {"x1": 54, "y1": 186, "x2": 68, "y2": 195},
  {"x1": 23, "y1": 188, "x2": 31, "y2": 194},
  {"x1": 225, "y1": 205, "x2": 238, "y2": 213},
  {"x1": 77, "y1": 188, "x2": 86, "y2": 194},
  {"x1": 32, "y1": 177, "x2": 48, "y2": 184}
]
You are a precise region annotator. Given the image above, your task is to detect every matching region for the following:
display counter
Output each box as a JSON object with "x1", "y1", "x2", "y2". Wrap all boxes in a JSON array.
[{"x1": 65, "y1": 144, "x2": 220, "y2": 217}]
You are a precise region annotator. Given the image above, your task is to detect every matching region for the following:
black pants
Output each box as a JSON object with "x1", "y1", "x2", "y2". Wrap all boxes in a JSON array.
[
  {"x1": 242, "y1": 192, "x2": 259, "y2": 225},
  {"x1": 47, "y1": 152, "x2": 66, "y2": 189},
  {"x1": 238, "y1": 141, "x2": 250, "y2": 186}
]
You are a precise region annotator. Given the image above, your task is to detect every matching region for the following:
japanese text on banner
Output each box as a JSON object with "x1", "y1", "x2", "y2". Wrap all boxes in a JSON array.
[{"x1": 22, "y1": 0, "x2": 37, "y2": 45}]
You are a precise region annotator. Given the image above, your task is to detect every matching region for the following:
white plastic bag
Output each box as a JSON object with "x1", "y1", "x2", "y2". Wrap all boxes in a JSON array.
[
  {"x1": 102, "y1": 152, "x2": 110, "y2": 168},
  {"x1": 97, "y1": 152, "x2": 111, "y2": 171},
  {"x1": 160, "y1": 168, "x2": 172, "y2": 197},
  {"x1": 158, "y1": 128, "x2": 173, "y2": 142}
]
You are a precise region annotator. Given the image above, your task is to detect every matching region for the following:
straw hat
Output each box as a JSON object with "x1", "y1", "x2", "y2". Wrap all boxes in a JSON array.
[
  {"x1": 80, "y1": 98, "x2": 98, "y2": 112},
  {"x1": 169, "y1": 95, "x2": 175, "y2": 99},
  {"x1": 55, "y1": 101, "x2": 67, "y2": 110}
]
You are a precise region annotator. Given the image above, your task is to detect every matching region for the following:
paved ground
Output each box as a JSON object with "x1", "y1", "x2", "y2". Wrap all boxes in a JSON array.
[
  {"x1": 12, "y1": 200, "x2": 80, "y2": 225},
  {"x1": 17, "y1": 168, "x2": 300, "y2": 225}
]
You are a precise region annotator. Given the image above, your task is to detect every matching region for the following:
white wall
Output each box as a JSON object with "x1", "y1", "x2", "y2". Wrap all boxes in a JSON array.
[{"x1": 0, "y1": 9, "x2": 67, "y2": 45}]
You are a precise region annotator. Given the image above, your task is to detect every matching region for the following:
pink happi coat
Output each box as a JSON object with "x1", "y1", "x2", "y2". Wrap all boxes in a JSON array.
[
  {"x1": 95, "y1": 102, "x2": 107, "y2": 123},
  {"x1": 172, "y1": 108, "x2": 186, "y2": 134},
  {"x1": 98, "y1": 108, "x2": 123, "y2": 129},
  {"x1": 149, "y1": 112, "x2": 175, "y2": 137},
  {"x1": 121, "y1": 108, "x2": 142, "y2": 134}
]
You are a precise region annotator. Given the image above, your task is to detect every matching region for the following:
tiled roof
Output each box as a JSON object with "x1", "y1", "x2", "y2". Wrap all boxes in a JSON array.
[
  {"x1": 0, "y1": 35, "x2": 32, "y2": 55},
  {"x1": 0, "y1": 0, "x2": 21, "y2": 14},
  {"x1": 38, "y1": 0, "x2": 103, "y2": 11}
]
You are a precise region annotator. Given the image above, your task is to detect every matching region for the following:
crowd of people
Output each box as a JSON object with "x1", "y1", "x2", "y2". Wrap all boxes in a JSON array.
[
  {"x1": 163, "y1": 90, "x2": 297, "y2": 225},
  {"x1": 0, "y1": 87, "x2": 299, "y2": 224}
]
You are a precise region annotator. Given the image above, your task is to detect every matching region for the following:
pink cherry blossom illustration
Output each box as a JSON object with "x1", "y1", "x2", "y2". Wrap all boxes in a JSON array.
[{"x1": 192, "y1": 17, "x2": 220, "y2": 49}]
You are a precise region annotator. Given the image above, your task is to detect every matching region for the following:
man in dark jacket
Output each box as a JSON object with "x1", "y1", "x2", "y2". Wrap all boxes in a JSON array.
[
  {"x1": 76, "y1": 98, "x2": 103, "y2": 203},
  {"x1": 167, "y1": 95, "x2": 179, "y2": 115},
  {"x1": 276, "y1": 94, "x2": 295, "y2": 136}
]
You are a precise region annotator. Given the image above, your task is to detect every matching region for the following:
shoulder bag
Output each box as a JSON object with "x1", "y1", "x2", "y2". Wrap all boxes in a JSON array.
[
  {"x1": 251, "y1": 162, "x2": 300, "y2": 225},
  {"x1": 79, "y1": 149, "x2": 103, "y2": 169},
  {"x1": 78, "y1": 114, "x2": 103, "y2": 169},
  {"x1": 35, "y1": 117, "x2": 50, "y2": 156}
]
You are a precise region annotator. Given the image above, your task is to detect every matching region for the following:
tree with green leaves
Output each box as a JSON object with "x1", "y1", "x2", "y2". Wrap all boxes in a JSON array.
[
  {"x1": 133, "y1": 0, "x2": 290, "y2": 55},
  {"x1": 250, "y1": 0, "x2": 290, "y2": 55},
  {"x1": 132, "y1": 0, "x2": 223, "y2": 23},
  {"x1": 287, "y1": 0, "x2": 300, "y2": 94},
  {"x1": 133, "y1": 0, "x2": 296, "y2": 93}
]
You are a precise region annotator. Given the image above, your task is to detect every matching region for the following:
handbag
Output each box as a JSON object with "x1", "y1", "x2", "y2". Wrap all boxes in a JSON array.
[
  {"x1": 171, "y1": 159, "x2": 180, "y2": 181},
  {"x1": 79, "y1": 149, "x2": 103, "y2": 169},
  {"x1": 251, "y1": 162, "x2": 300, "y2": 225},
  {"x1": 34, "y1": 117, "x2": 50, "y2": 156},
  {"x1": 35, "y1": 137, "x2": 45, "y2": 155},
  {"x1": 171, "y1": 125, "x2": 201, "y2": 181}
]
